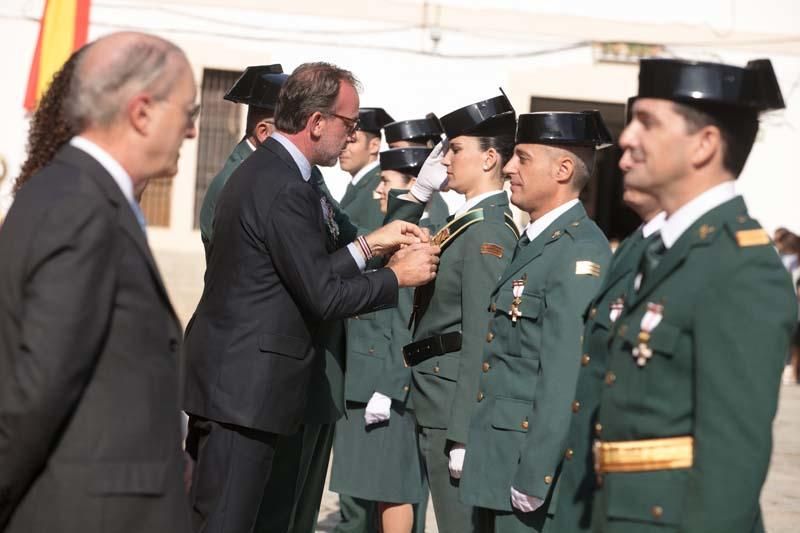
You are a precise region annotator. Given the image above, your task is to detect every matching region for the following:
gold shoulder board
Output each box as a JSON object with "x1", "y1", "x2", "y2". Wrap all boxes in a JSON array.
[{"x1": 735, "y1": 228, "x2": 770, "y2": 247}]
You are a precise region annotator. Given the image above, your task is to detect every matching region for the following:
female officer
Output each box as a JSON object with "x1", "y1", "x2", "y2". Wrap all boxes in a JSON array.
[{"x1": 385, "y1": 94, "x2": 520, "y2": 533}]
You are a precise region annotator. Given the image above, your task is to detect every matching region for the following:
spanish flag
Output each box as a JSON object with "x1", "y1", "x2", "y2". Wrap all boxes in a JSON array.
[{"x1": 23, "y1": 0, "x2": 91, "y2": 112}]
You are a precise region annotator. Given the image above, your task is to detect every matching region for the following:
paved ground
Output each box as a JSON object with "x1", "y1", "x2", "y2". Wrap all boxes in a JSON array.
[{"x1": 316, "y1": 383, "x2": 800, "y2": 532}]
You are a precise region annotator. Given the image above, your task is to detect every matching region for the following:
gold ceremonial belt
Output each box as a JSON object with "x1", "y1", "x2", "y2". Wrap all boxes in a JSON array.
[{"x1": 594, "y1": 436, "x2": 693, "y2": 474}]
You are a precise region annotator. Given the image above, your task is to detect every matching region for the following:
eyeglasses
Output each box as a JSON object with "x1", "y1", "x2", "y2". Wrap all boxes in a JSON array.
[{"x1": 327, "y1": 112, "x2": 360, "y2": 135}]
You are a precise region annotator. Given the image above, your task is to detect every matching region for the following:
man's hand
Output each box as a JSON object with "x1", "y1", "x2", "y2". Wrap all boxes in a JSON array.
[
  {"x1": 387, "y1": 243, "x2": 440, "y2": 288},
  {"x1": 510, "y1": 487, "x2": 544, "y2": 513},
  {"x1": 448, "y1": 442, "x2": 466, "y2": 479},
  {"x1": 408, "y1": 140, "x2": 449, "y2": 203},
  {"x1": 364, "y1": 220, "x2": 429, "y2": 257},
  {"x1": 364, "y1": 392, "x2": 392, "y2": 426}
]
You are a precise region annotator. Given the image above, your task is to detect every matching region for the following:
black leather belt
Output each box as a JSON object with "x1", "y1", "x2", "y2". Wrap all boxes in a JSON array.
[{"x1": 402, "y1": 332, "x2": 462, "y2": 367}]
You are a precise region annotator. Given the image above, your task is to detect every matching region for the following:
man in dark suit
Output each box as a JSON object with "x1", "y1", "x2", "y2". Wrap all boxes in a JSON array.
[
  {"x1": 0, "y1": 32, "x2": 198, "y2": 532},
  {"x1": 182, "y1": 62, "x2": 440, "y2": 533}
]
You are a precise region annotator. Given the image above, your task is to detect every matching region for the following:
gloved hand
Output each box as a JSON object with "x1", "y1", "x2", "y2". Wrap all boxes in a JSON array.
[
  {"x1": 409, "y1": 139, "x2": 449, "y2": 202},
  {"x1": 448, "y1": 442, "x2": 466, "y2": 479},
  {"x1": 364, "y1": 392, "x2": 392, "y2": 426},
  {"x1": 510, "y1": 486, "x2": 545, "y2": 513}
]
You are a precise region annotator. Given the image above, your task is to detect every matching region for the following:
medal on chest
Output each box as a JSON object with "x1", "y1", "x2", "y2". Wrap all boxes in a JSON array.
[
  {"x1": 319, "y1": 197, "x2": 340, "y2": 243},
  {"x1": 509, "y1": 273, "x2": 527, "y2": 325},
  {"x1": 632, "y1": 302, "x2": 663, "y2": 367},
  {"x1": 609, "y1": 297, "x2": 625, "y2": 323}
]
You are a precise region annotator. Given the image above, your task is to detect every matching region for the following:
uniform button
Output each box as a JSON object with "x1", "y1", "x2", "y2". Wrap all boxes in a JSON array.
[
  {"x1": 595, "y1": 423, "x2": 603, "y2": 436},
  {"x1": 565, "y1": 448, "x2": 574, "y2": 460},
  {"x1": 482, "y1": 362, "x2": 490, "y2": 372},
  {"x1": 490, "y1": 303, "x2": 497, "y2": 312},
  {"x1": 544, "y1": 475, "x2": 553, "y2": 485},
  {"x1": 651, "y1": 506, "x2": 664, "y2": 519},
  {"x1": 486, "y1": 332, "x2": 495, "y2": 342},
  {"x1": 589, "y1": 307, "x2": 597, "y2": 319},
  {"x1": 403, "y1": 385, "x2": 410, "y2": 392},
  {"x1": 368, "y1": 347, "x2": 375, "y2": 354},
  {"x1": 521, "y1": 420, "x2": 529, "y2": 430},
  {"x1": 581, "y1": 354, "x2": 591, "y2": 366},
  {"x1": 572, "y1": 400, "x2": 581, "y2": 413},
  {"x1": 477, "y1": 391, "x2": 484, "y2": 402},
  {"x1": 169, "y1": 338, "x2": 179, "y2": 352},
  {"x1": 433, "y1": 365, "x2": 440, "y2": 374},
  {"x1": 605, "y1": 371, "x2": 616, "y2": 385}
]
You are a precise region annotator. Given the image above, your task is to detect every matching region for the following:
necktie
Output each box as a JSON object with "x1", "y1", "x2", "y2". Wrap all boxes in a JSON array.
[
  {"x1": 130, "y1": 201, "x2": 147, "y2": 234},
  {"x1": 512, "y1": 233, "x2": 531, "y2": 260},
  {"x1": 637, "y1": 232, "x2": 666, "y2": 287}
]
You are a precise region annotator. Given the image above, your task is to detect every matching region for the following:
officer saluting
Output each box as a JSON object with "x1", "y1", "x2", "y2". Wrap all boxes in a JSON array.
[
  {"x1": 198, "y1": 64, "x2": 287, "y2": 256},
  {"x1": 591, "y1": 59, "x2": 794, "y2": 533},
  {"x1": 458, "y1": 111, "x2": 612, "y2": 532}
]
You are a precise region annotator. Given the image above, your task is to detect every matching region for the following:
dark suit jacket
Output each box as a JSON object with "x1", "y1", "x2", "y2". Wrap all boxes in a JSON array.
[
  {"x1": 182, "y1": 136, "x2": 398, "y2": 436},
  {"x1": 0, "y1": 146, "x2": 190, "y2": 533}
]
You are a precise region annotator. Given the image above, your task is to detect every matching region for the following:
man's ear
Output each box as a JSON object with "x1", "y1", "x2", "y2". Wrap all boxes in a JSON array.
[
  {"x1": 254, "y1": 119, "x2": 274, "y2": 144},
  {"x1": 128, "y1": 94, "x2": 152, "y2": 135},
  {"x1": 690, "y1": 125, "x2": 721, "y2": 170},
  {"x1": 308, "y1": 111, "x2": 325, "y2": 139},
  {"x1": 553, "y1": 154, "x2": 575, "y2": 185},
  {"x1": 368, "y1": 135, "x2": 381, "y2": 157}
]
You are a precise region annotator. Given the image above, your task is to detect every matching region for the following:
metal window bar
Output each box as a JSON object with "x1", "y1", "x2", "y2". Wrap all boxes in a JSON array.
[{"x1": 193, "y1": 68, "x2": 243, "y2": 228}]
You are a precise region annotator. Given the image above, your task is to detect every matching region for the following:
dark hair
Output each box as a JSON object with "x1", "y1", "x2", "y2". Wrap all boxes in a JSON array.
[
  {"x1": 15, "y1": 47, "x2": 86, "y2": 192},
  {"x1": 244, "y1": 106, "x2": 274, "y2": 139},
  {"x1": 672, "y1": 102, "x2": 759, "y2": 177},
  {"x1": 477, "y1": 133, "x2": 515, "y2": 171},
  {"x1": 274, "y1": 62, "x2": 360, "y2": 134}
]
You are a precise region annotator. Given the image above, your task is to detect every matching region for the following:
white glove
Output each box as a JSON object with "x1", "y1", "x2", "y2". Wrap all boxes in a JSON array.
[
  {"x1": 510, "y1": 486, "x2": 545, "y2": 513},
  {"x1": 364, "y1": 392, "x2": 392, "y2": 426},
  {"x1": 448, "y1": 442, "x2": 466, "y2": 479},
  {"x1": 409, "y1": 139, "x2": 449, "y2": 202}
]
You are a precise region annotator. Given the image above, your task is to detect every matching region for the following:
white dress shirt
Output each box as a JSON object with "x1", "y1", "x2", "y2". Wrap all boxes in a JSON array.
[
  {"x1": 660, "y1": 182, "x2": 737, "y2": 249},
  {"x1": 453, "y1": 189, "x2": 505, "y2": 219},
  {"x1": 642, "y1": 211, "x2": 667, "y2": 239},
  {"x1": 523, "y1": 199, "x2": 580, "y2": 242},
  {"x1": 351, "y1": 159, "x2": 379, "y2": 186}
]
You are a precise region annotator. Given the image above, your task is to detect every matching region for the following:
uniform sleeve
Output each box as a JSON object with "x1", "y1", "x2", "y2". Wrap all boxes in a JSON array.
[
  {"x1": 684, "y1": 252, "x2": 795, "y2": 532},
  {"x1": 384, "y1": 190, "x2": 426, "y2": 226},
  {"x1": 0, "y1": 197, "x2": 116, "y2": 525},
  {"x1": 512, "y1": 241, "x2": 610, "y2": 499},
  {"x1": 375, "y1": 286, "x2": 415, "y2": 403},
  {"x1": 446, "y1": 224, "x2": 514, "y2": 444},
  {"x1": 265, "y1": 182, "x2": 398, "y2": 322}
]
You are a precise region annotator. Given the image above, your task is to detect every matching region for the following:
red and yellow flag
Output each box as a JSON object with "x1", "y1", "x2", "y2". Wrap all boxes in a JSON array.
[{"x1": 23, "y1": 0, "x2": 91, "y2": 112}]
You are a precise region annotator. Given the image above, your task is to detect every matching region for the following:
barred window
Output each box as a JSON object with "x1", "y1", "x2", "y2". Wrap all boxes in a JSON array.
[
  {"x1": 140, "y1": 177, "x2": 172, "y2": 227},
  {"x1": 193, "y1": 68, "x2": 243, "y2": 229}
]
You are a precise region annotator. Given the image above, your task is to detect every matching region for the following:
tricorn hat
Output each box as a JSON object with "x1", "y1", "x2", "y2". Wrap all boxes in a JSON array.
[
  {"x1": 379, "y1": 147, "x2": 433, "y2": 177},
  {"x1": 224, "y1": 64, "x2": 288, "y2": 111},
  {"x1": 437, "y1": 91, "x2": 516, "y2": 139},
  {"x1": 384, "y1": 117, "x2": 443, "y2": 145},
  {"x1": 515, "y1": 111, "x2": 614, "y2": 149},
  {"x1": 634, "y1": 58, "x2": 785, "y2": 112},
  {"x1": 358, "y1": 108, "x2": 395, "y2": 135}
]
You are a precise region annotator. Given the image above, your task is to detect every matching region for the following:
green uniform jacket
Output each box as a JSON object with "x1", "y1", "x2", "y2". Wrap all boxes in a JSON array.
[
  {"x1": 340, "y1": 164, "x2": 385, "y2": 230},
  {"x1": 387, "y1": 191, "x2": 520, "y2": 444},
  {"x1": 199, "y1": 139, "x2": 254, "y2": 258},
  {"x1": 459, "y1": 202, "x2": 611, "y2": 513},
  {"x1": 425, "y1": 192, "x2": 451, "y2": 229},
  {"x1": 548, "y1": 227, "x2": 649, "y2": 532},
  {"x1": 592, "y1": 196, "x2": 796, "y2": 533}
]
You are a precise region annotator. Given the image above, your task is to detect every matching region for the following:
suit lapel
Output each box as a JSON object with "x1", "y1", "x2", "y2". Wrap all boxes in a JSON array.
[
  {"x1": 55, "y1": 146, "x2": 178, "y2": 324},
  {"x1": 496, "y1": 203, "x2": 587, "y2": 290}
]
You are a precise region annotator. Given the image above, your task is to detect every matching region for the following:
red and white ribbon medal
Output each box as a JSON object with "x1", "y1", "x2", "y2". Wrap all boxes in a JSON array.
[
  {"x1": 632, "y1": 302, "x2": 663, "y2": 367},
  {"x1": 509, "y1": 275, "x2": 526, "y2": 324},
  {"x1": 609, "y1": 297, "x2": 625, "y2": 323}
]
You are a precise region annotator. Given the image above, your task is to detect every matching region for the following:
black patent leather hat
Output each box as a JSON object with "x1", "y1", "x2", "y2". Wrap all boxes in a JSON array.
[
  {"x1": 636, "y1": 58, "x2": 785, "y2": 111},
  {"x1": 224, "y1": 64, "x2": 287, "y2": 110},
  {"x1": 437, "y1": 92, "x2": 516, "y2": 139},
  {"x1": 384, "y1": 117, "x2": 443, "y2": 145},
  {"x1": 516, "y1": 111, "x2": 614, "y2": 149},
  {"x1": 357, "y1": 107, "x2": 395, "y2": 134},
  {"x1": 379, "y1": 147, "x2": 433, "y2": 177}
]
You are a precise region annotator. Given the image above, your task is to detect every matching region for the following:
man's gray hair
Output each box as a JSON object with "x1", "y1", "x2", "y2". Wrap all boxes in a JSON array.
[
  {"x1": 550, "y1": 145, "x2": 595, "y2": 191},
  {"x1": 67, "y1": 36, "x2": 185, "y2": 130}
]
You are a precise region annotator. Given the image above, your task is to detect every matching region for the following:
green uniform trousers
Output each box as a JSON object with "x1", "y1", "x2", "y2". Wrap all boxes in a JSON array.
[{"x1": 417, "y1": 426, "x2": 485, "y2": 533}]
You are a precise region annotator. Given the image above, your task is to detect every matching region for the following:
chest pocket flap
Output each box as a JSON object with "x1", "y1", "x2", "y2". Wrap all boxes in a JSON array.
[
  {"x1": 620, "y1": 319, "x2": 681, "y2": 357},
  {"x1": 493, "y1": 288, "x2": 542, "y2": 320}
]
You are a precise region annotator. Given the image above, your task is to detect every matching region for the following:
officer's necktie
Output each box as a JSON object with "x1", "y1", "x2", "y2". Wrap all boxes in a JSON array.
[
  {"x1": 512, "y1": 233, "x2": 531, "y2": 260},
  {"x1": 637, "y1": 232, "x2": 666, "y2": 288},
  {"x1": 130, "y1": 200, "x2": 147, "y2": 234}
]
